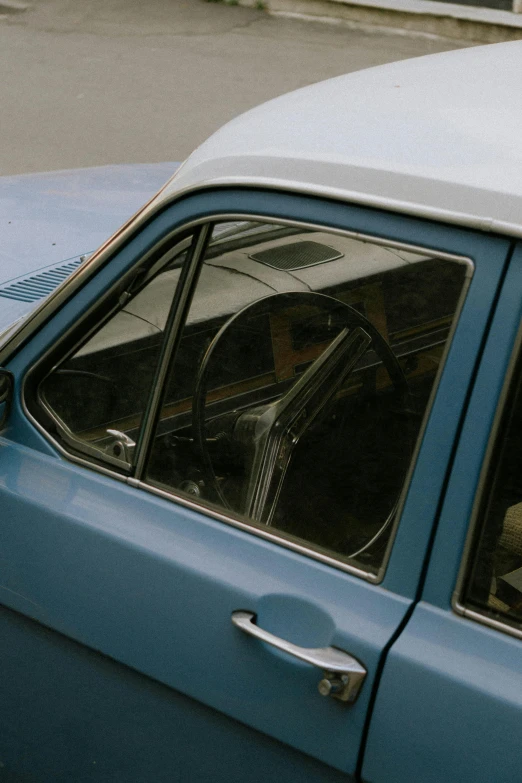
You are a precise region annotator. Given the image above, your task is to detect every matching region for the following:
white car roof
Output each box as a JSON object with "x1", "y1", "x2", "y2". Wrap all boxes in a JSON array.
[{"x1": 153, "y1": 42, "x2": 522, "y2": 238}]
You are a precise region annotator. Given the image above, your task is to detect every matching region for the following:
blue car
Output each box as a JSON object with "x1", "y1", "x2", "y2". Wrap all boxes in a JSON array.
[{"x1": 1, "y1": 40, "x2": 521, "y2": 783}]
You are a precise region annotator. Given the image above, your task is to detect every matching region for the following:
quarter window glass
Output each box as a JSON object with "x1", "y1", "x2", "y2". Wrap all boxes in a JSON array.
[
  {"x1": 147, "y1": 221, "x2": 469, "y2": 575},
  {"x1": 37, "y1": 237, "x2": 192, "y2": 467},
  {"x1": 463, "y1": 357, "x2": 522, "y2": 630}
]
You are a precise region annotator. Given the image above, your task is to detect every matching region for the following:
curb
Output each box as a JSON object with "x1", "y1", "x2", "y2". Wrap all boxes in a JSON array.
[
  {"x1": 239, "y1": 0, "x2": 522, "y2": 42},
  {"x1": 0, "y1": 0, "x2": 29, "y2": 13}
]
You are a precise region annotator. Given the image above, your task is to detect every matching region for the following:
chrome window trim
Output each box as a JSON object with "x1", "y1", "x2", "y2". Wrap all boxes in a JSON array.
[
  {"x1": 38, "y1": 402, "x2": 132, "y2": 472},
  {"x1": 21, "y1": 211, "x2": 473, "y2": 585},
  {"x1": 453, "y1": 603, "x2": 522, "y2": 642},
  {"x1": 452, "y1": 318, "x2": 522, "y2": 643},
  {"x1": 126, "y1": 477, "x2": 376, "y2": 582}
]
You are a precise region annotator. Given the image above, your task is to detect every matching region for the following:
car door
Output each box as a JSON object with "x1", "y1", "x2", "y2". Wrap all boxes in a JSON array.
[
  {"x1": 0, "y1": 189, "x2": 510, "y2": 782},
  {"x1": 362, "y1": 242, "x2": 522, "y2": 783}
]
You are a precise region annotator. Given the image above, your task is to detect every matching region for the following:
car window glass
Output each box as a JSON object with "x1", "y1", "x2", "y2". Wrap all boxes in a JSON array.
[
  {"x1": 146, "y1": 221, "x2": 469, "y2": 575},
  {"x1": 462, "y1": 355, "x2": 522, "y2": 632},
  {"x1": 37, "y1": 237, "x2": 192, "y2": 468}
]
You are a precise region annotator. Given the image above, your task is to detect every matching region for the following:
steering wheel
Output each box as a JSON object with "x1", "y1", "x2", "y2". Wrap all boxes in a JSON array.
[{"x1": 192, "y1": 292, "x2": 409, "y2": 531}]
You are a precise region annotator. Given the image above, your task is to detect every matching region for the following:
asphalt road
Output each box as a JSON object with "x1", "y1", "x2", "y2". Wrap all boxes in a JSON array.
[{"x1": 1, "y1": 0, "x2": 466, "y2": 175}]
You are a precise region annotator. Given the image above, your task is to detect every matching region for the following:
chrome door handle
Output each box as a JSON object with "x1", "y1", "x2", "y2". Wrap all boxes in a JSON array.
[{"x1": 231, "y1": 610, "x2": 366, "y2": 703}]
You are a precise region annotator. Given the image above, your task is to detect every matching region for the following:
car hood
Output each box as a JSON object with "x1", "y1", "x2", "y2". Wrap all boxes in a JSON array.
[{"x1": 0, "y1": 162, "x2": 178, "y2": 332}]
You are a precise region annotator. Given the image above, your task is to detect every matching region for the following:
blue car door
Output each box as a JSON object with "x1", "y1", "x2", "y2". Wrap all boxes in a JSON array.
[
  {"x1": 0, "y1": 189, "x2": 511, "y2": 782},
  {"x1": 363, "y1": 242, "x2": 522, "y2": 783}
]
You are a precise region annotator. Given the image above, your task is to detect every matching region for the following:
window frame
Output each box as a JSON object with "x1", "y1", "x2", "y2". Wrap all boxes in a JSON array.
[
  {"x1": 137, "y1": 214, "x2": 473, "y2": 584},
  {"x1": 22, "y1": 204, "x2": 473, "y2": 585},
  {"x1": 453, "y1": 316, "x2": 522, "y2": 642}
]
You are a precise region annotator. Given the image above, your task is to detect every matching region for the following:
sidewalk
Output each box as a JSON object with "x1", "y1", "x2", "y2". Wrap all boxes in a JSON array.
[{"x1": 239, "y1": 0, "x2": 522, "y2": 41}]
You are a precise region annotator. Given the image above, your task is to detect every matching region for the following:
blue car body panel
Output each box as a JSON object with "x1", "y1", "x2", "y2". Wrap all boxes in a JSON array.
[
  {"x1": 363, "y1": 605, "x2": 522, "y2": 783},
  {"x1": 363, "y1": 244, "x2": 522, "y2": 783},
  {"x1": 0, "y1": 182, "x2": 522, "y2": 783},
  {"x1": 0, "y1": 184, "x2": 518, "y2": 780},
  {"x1": 0, "y1": 605, "x2": 349, "y2": 783},
  {"x1": 0, "y1": 438, "x2": 408, "y2": 775},
  {"x1": 0, "y1": 163, "x2": 177, "y2": 329}
]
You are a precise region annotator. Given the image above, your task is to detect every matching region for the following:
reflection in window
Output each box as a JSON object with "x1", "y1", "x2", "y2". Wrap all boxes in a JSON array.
[
  {"x1": 37, "y1": 237, "x2": 192, "y2": 467},
  {"x1": 147, "y1": 221, "x2": 469, "y2": 575}
]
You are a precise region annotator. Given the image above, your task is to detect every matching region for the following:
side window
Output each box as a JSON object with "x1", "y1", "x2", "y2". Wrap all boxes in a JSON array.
[
  {"x1": 146, "y1": 220, "x2": 470, "y2": 576},
  {"x1": 462, "y1": 355, "x2": 522, "y2": 632},
  {"x1": 35, "y1": 234, "x2": 193, "y2": 469}
]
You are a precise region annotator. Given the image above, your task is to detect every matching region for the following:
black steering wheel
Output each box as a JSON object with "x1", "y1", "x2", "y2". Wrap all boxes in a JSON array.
[{"x1": 192, "y1": 291, "x2": 409, "y2": 535}]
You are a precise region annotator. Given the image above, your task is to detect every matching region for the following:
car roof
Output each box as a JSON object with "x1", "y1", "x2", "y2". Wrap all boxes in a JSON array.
[{"x1": 152, "y1": 41, "x2": 522, "y2": 238}]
